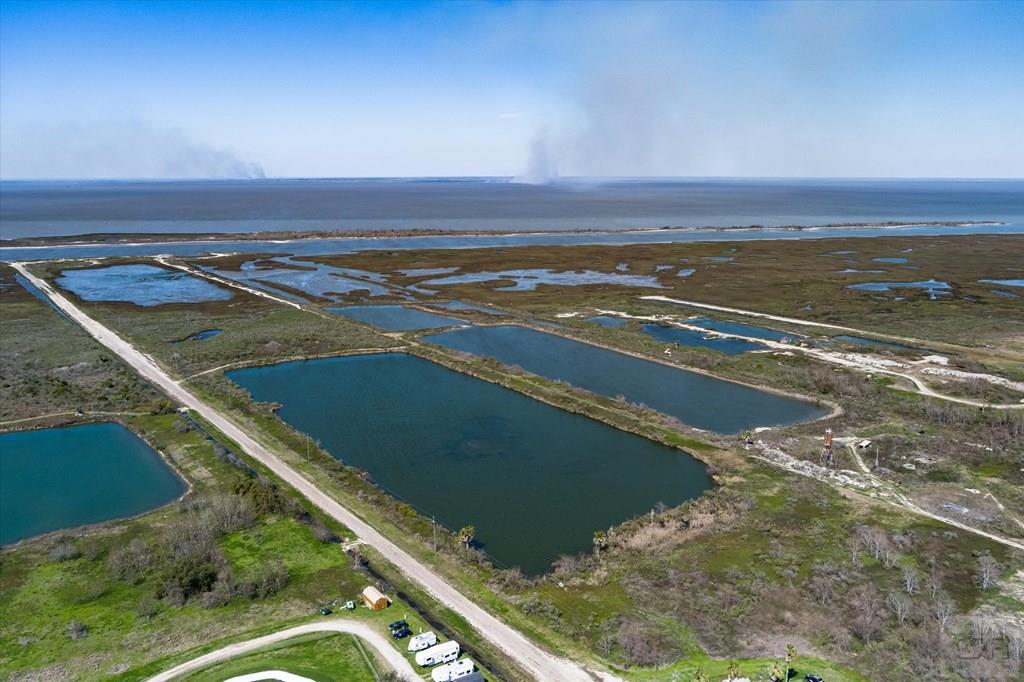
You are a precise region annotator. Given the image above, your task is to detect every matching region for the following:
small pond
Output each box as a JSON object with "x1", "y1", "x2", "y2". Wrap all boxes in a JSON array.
[
  {"x1": 57, "y1": 264, "x2": 233, "y2": 306},
  {"x1": 418, "y1": 268, "x2": 664, "y2": 291},
  {"x1": 585, "y1": 316, "x2": 766, "y2": 355},
  {"x1": 179, "y1": 329, "x2": 222, "y2": 342},
  {"x1": 329, "y1": 305, "x2": 465, "y2": 331},
  {"x1": 424, "y1": 325, "x2": 827, "y2": 433},
  {"x1": 978, "y1": 279, "x2": 1024, "y2": 288},
  {"x1": 227, "y1": 354, "x2": 711, "y2": 574},
  {"x1": 641, "y1": 323, "x2": 767, "y2": 355},
  {"x1": 0, "y1": 423, "x2": 187, "y2": 544},
  {"x1": 432, "y1": 300, "x2": 510, "y2": 316},
  {"x1": 833, "y1": 335, "x2": 919, "y2": 352},
  {"x1": 677, "y1": 268, "x2": 696, "y2": 278},
  {"x1": 847, "y1": 279, "x2": 951, "y2": 299},
  {"x1": 687, "y1": 317, "x2": 800, "y2": 343},
  {"x1": 872, "y1": 257, "x2": 909, "y2": 264}
]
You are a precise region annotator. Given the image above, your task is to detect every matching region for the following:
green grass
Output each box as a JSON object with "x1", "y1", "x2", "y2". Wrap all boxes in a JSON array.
[{"x1": 182, "y1": 632, "x2": 379, "y2": 682}]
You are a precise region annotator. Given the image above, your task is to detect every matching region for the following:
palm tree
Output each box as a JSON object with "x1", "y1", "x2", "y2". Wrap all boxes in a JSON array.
[
  {"x1": 726, "y1": 661, "x2": 739, "y2": 680},
  {"x1": 769, "y1": 660, "x2": 785, "y2": 682},
  {"x1": 458, "y1": 525, "x2": 476, "y2": 547},
  {"x1": 592, "y1": 530, "x2": 607, "y2": 556},
  {"x1": 691, "y1": 666, "x2": 709, "y2": 682},
  {"x1": 785, "y1": 644, "x2": 797, "y2": 679}
]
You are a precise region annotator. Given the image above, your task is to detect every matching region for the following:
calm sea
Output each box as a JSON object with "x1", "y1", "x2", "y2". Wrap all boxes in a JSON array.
[{"x1": 2, "y1": 177, "x2": 1022, "y2": 239}]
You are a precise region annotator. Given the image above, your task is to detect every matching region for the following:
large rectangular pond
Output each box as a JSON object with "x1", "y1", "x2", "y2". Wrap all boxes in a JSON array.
[
  {"x1": 227, "y1": 354, "x2": 711, "y2": 574},
  {"x1": 0, "y1": 423, "x2": 187, "y2": 545},
  {"x1": 424, "y1": 326, "x2": 828, "y2": 433},
  {"x1": 57, "y1": 264, "x2": 233, "y2": 306},
  {"x1": 328, "y1": 305, "x2": 466, "y2": 331}
]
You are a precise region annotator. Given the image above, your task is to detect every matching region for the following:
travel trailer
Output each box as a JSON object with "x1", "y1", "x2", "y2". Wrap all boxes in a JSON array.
[{"x1": 415, "y1": 640, "x2": 460, "y2": 667}]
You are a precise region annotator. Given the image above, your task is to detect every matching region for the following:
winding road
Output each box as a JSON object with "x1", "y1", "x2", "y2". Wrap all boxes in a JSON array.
[
  {"x1": 144, "y1": 619, "x2": 417, "y2": 682},
  {"x1": 13, "y1": 262, "x2": 612, "y2": 682}
]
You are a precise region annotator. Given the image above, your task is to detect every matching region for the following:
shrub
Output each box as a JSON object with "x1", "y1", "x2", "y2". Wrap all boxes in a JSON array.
[
  {"x1": 50, "y1": 538, "x2": 81, "y2": 562},
  {"x1": 66, "y1": 619, "x2": 88, "y2": 641}
]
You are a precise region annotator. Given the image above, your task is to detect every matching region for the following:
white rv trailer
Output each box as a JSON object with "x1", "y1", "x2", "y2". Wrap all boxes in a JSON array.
[
  {"x1": 431, "y1": 658, "x2": 476, "y2": 681},
  {"x1": 408, "y1": 630, "x2": 438, "y2": 653},
  {"x1": 415, "y1": 640, "x2": 460, "y2": 667}
]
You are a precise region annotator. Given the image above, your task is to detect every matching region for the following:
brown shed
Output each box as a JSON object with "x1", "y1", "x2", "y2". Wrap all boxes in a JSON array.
[{"x1": 361, "y1": 585, "x2": 389, "y2": 611}]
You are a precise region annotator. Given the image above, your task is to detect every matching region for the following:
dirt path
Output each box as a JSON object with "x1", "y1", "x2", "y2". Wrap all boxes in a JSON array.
[
  {"x1": 142, "y1": 619, "x2": 417, "y2": 682},
  {"x1": 630, "y1": 298, "x2": 1024, "y2": 409},
  {"x1": 13, "y1": 262, "x2": 613, "y2": 682},
  {"x1": 640, "y1": 294, "x2": 1024, "y2": 363}
]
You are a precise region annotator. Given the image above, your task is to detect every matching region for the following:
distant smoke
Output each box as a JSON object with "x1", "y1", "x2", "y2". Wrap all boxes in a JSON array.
[
  {"x1": 519, "y1": 129, "x2": 558, "y2": 183},
  {"x1": 0, "y1": 119, "x2": 265, "y2": 179}
]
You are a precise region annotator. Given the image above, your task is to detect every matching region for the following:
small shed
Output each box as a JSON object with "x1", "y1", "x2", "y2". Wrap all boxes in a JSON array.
[{"x1": 361, "y1": 586, "x2": 390, "y2": 611}]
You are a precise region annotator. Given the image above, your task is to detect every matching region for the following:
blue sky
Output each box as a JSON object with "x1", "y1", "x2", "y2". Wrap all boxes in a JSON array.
[{"x1": 1, "y1": 0, "x2": 1022, "y2": 178}]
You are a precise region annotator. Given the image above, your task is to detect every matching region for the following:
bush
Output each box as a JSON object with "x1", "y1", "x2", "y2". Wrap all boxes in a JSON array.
[
  {"x1": 66, "y1": 619, "x2": 88, "y2": 641},
  {"x1": 50, "y1": 538, "x2": 81, "y2": 562},
  {"x1": 136, "y1": 595, "x2": 160, "y2": 620},
  {"x1": 107, "y1": 538, "x2": 153, "y2": 584}
]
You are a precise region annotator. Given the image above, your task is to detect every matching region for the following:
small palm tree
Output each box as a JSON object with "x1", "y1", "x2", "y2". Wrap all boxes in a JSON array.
[
  {"x1": 458, "y1": 525, "x2": 476, "y2": 547},
  {"x1": 785, "y1": 644, "x2": 797, "y2": 679},
  {"x1": 692, "y1": 666, "x2": 709, "y2": 682},
  {"x1": 726, "y1": 661, "x2": 739, "y2": 680},
  {"x1": 770, "y1": 660, "x2": 785, "y2": 682},
  {"x1": 592, "y1": 530, "x2": 607, "y2": 556}
]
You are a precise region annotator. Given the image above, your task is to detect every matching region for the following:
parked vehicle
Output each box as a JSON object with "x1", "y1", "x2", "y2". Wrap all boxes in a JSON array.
[
  {"x1": 319, "y1": 606, "x2": 332, "y2": 616},
  {"x1": 392, "y1": 625, "x2": 412, "y2": 639},
  {"x1": 805, "y1": 675, "x2": 824, "y2": 682},
  {"x1": 408, "y1": 630, "x2": 438, "y2": 653},
  {"x1": 431, "y1": 658, "x2": 475, "y2": 681},
  {"x1": 388, "y1": 619, "x2": 408, "y2": 632},
  {"x1": 415, "y1": 640, "x2": 460, "y2": 667}
]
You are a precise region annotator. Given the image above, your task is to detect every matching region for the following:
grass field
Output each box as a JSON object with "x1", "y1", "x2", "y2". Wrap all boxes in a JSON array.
[{"x1": 181, "y1": 632, "x2": 379, "y2": 682}]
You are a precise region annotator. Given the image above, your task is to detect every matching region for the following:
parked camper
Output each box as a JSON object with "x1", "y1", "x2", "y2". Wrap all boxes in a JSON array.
[
  {"x1": 431, "y1": 658, "x2": 475, "y2": 681},
  {"x1": 408, "y1": 631, "x2": 438, "y2": 653},
  {"x1": 415, "y1": 640, "x2": 460, "y2": 667}
]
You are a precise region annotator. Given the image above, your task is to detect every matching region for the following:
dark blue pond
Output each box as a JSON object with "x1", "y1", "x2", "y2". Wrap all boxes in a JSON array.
[
  {"x1": 424, "y1": 325, "x2": 827, "y2": 433},
  {"x1": 228, "y1": 354, "x2": 711, "y2": 574},
  {"x1": 329, "y1": 305, "x2": 465, "y2": 330}
]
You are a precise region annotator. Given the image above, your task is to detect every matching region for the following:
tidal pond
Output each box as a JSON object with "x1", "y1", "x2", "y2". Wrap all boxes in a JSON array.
[
  {"x1": 57, "y1": 264, "x2": 233, "y2": 306},
  {"x1": 432, "y1": 300, "x2": 510, "y2": 316},
  {"x1": 329, "y1": 304, "x2": 465, "y2": 331},
  {"x1": 424, "y1": 325, "x2": 827, "y2": 433},
  {"x1": 418, "y1": 268, "x2": 664, "y2": 291},
  {"x1": 0, "y1": 423, "x2": 187, "y2": 544},
  {"x1": 585, "y1": 316, "x2": 766, "y2": 355},
  {"x1": 686, "y1": 317, "x2": 800, "y2": 342},
  {"x1": 228, "y1": 354, "x2": 711, "y2": 574},
  {"x1": 847, "y1": 279, "x2": 951, "y2": 299}
]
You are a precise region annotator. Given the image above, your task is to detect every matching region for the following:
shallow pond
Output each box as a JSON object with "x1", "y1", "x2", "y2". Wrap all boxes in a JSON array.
[
  {"x1": 57, "y1": 264, "x2": 233, "y2": 306},
  {"x1": 833, "y1": 335, "x2": 919, "y2": 352},
  {"x1": 210, "y1": 257, "x2": 393, "y2": 302},
  {"x1": 641, "y1": 323, "x2": 767, "y2": 355},
  {"x1": 0, "y1": 423, "x2": 187, "y2": 544},
  {"x1": 872, "y1": 257, "x2": 909, "y2": 264},
  {"x1": 585, "y1": 316, "x2": 766, "y2": 355},
  {"x1": 979, "y1": 278, "x2": 1024, "y2": 288},
  {"x1": 418, "y1": 268, "x2": 664, "y2": 291},
  {"x1": 228, "y1": 354, "x2": 711, "y2": 574},
  {"x1": 179, "y1": 329, "x2": 222, "y2": 342},
  {"x1": 687, "y1": 317, "x2": 800, "y2": 343},
  {"x1": 432, "y1": 300, "x2": 510, "y2": 316},
  {"x1": 847, "y1": 279, "x2": 951, "y2": 299},
  {"x1": 424, "y1": 325, "x2": 827, "y2": 433},
  {"x1": 329, "y1": 305, "x2": 466, "y2": 330}
]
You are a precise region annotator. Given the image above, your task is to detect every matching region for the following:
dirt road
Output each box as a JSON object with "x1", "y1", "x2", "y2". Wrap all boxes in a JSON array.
[
  {"x1": 13, "y1": 262, "x2": 612, "y2": 682},
  {"x1": 143, "y1": 619, "x2": 417, "y2": 682}
]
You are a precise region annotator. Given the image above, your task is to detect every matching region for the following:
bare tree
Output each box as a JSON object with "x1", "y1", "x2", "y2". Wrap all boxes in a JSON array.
[
  {"x1": 902, "y1": 566, "x2": 919, "y2": 594},
  {"x1": 976, "y1": 554, "x2": 999, "y2": 591},
  {"x1": 887, "y1": 591, "x2": 912, "y2": 624},
  {"x1": 931, "y1": 592, "x2": 955, "y2": 636}
]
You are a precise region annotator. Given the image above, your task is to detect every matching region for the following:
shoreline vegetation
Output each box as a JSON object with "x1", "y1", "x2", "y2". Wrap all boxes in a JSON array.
[{"x1": 0, "y1": 220, "x2": 1004, "y2": 247}]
